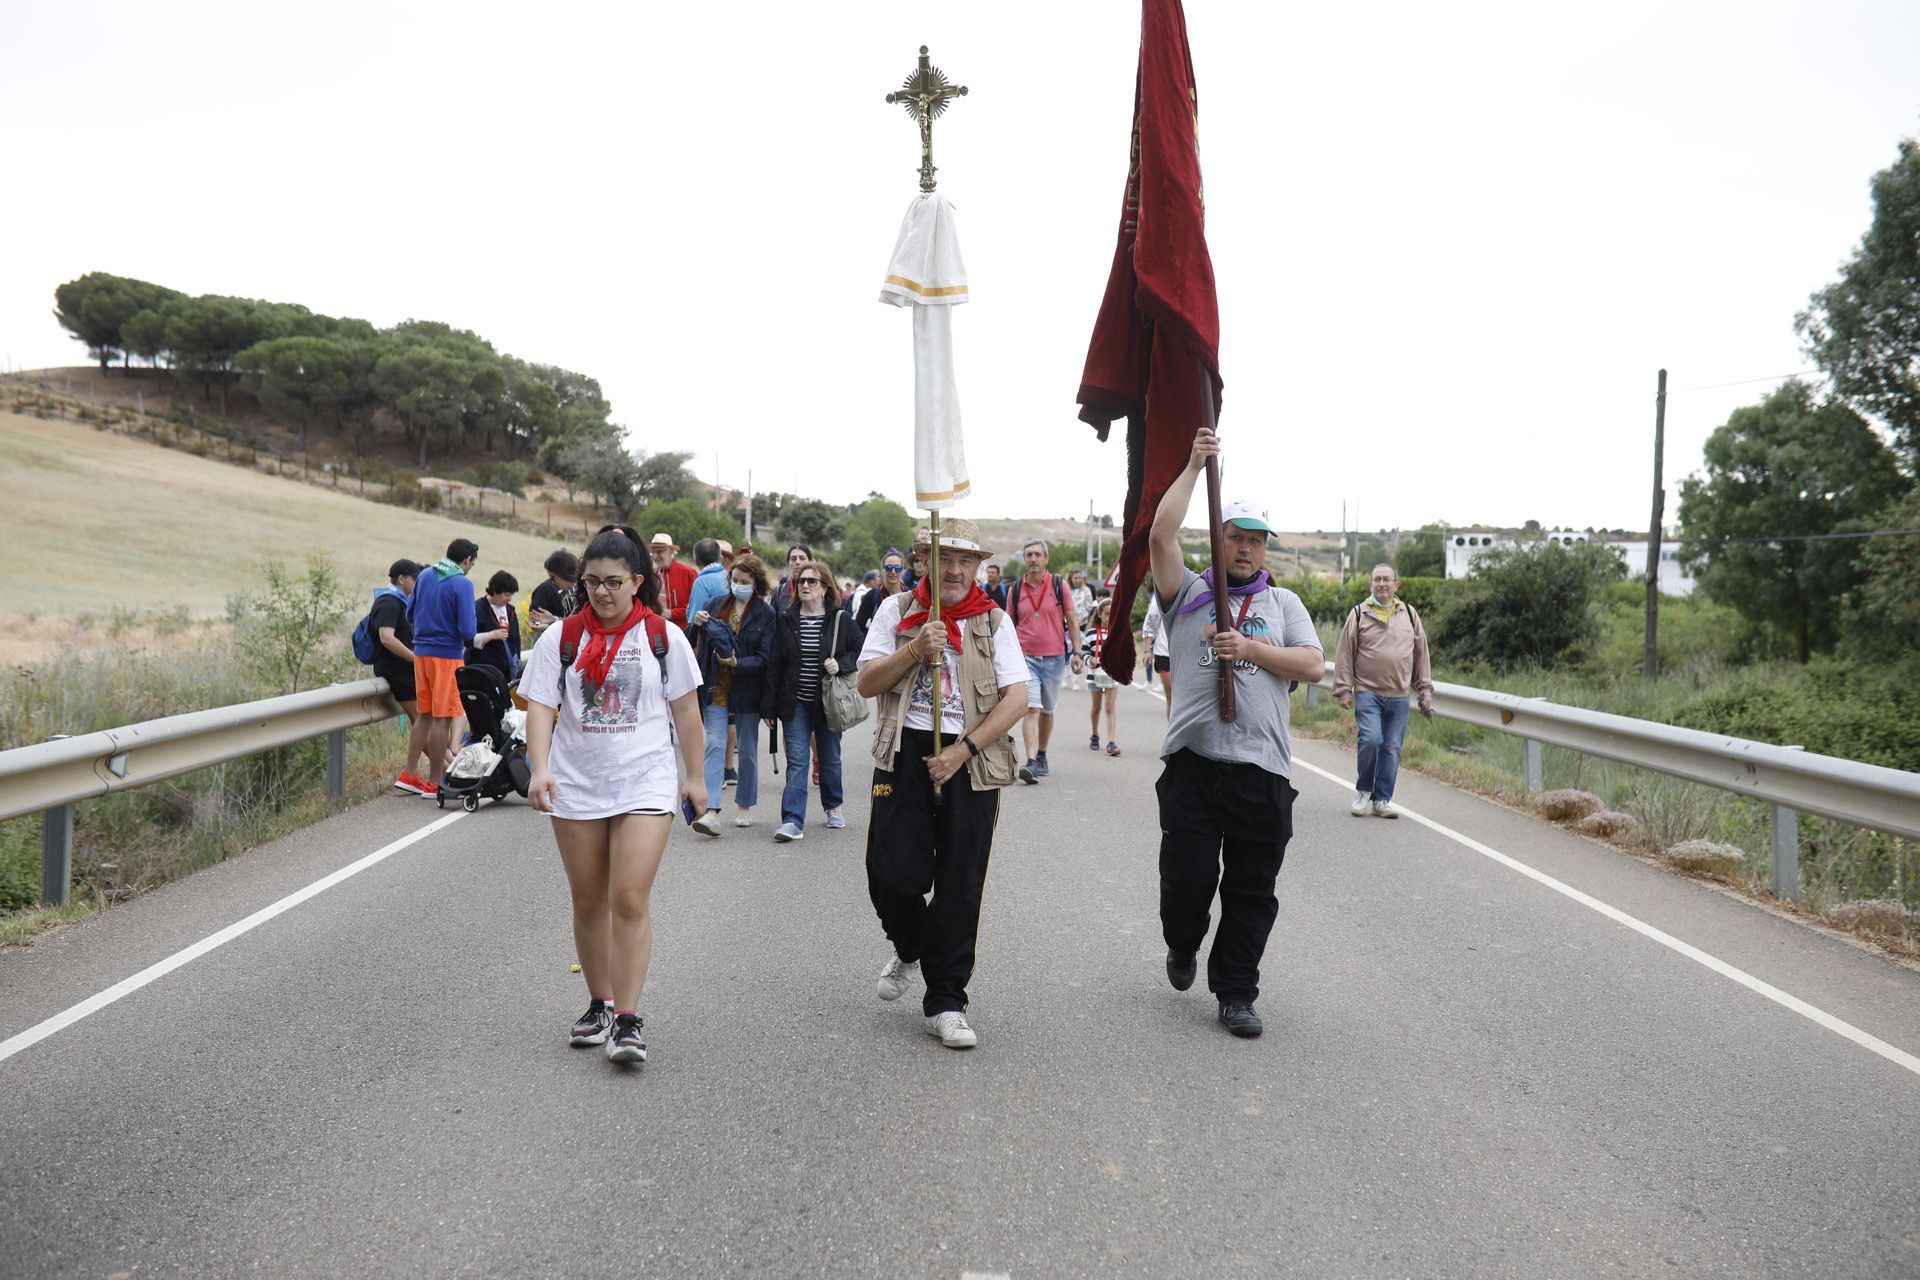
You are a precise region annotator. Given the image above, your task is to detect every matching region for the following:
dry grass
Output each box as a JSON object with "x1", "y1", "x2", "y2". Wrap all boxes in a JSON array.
[{"x1": 0, "y1": 409, "x2": 569, "y2": 654}]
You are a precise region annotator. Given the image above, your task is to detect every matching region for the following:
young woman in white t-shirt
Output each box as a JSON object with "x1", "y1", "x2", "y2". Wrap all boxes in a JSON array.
[{"x1": 522, "y1": 530, "x2": 706, "y2": 1066}]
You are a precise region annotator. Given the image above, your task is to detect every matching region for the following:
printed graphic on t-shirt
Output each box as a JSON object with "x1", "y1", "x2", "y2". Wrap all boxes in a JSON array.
[
  {"x1": 907, "y1": 643, "x2": 964, "y2": 725},
  {"x1": 1196, "y1": 604, "x2": 1274, "y2": 673},
  {"x1": 580, "y1": 649, "x2": 645, "y2": 732}
]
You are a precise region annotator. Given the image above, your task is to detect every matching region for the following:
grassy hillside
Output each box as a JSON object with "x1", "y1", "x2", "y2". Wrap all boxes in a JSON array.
[{"x1": 0, "y1": 409, "x2": 570, "y2": 626}]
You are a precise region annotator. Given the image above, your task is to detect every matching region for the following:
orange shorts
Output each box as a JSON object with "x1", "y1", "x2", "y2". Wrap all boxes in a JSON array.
[{"x1": 413, "y1": 655, "x2": 464, "y2": 717}]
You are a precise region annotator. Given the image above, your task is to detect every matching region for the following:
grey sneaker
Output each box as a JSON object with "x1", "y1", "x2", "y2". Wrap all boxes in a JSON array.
[
  {"x1": 568, "y1": 1002, "x2": 612, "y2": 1047},
  {"x1": 926, "y1": 1010, "x2": 978, "y2": 1049},
  {"x1": 825, "y1": 808, "x2": 846, "y2": 829},
  {"x1": 876, "y1": 954, "x2": 920, "y2": 1001},
  {"x1": 1019, "y1": 761, "x2": 1039, "y2": 785},
  {"x1": 1032, "y1": 751, "x2": 1051, "y2": 776},
  {"x1": 606, "y1": 1013, "x2": 648, "y2": 1063},
  {"x1": 1372, "y1": 800, "x2": 1400, "y2": 819},
  {"x1": 774, "y1": 821, "x2": 803, "y2": 842}
]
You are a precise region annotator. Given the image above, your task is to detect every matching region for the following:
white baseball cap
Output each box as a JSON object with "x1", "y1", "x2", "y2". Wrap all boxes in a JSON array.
[{"x1": 1221, "y1": 499, "x2": 1271, "y2": 533}]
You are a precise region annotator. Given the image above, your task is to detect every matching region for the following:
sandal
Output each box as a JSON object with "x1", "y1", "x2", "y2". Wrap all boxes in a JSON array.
[
  {"x1": 1088, "y1": 734, "x2": 1101, "y2": 750},
  {"x1": 1106, "y1": 742, "x2": 1121, "y2": 756}
]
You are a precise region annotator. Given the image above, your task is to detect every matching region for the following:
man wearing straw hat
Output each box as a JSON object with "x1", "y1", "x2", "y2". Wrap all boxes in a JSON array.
[{"x1": 856, "y1": 519, "x2": 1028, "y2": 1050}]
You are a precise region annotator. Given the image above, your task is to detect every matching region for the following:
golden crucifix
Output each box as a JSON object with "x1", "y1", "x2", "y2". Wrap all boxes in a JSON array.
[{"x1": 884, "y1": 45, "x2": 968, "y2": 194}]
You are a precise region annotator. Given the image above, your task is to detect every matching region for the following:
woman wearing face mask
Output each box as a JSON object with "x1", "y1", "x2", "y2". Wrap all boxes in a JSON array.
[
  {"x1": 691, "y1": 553, "x2": 778, "y2": 836},
  {"x1": 853, "y1": 547, "x2": 911, "y2": 632}
]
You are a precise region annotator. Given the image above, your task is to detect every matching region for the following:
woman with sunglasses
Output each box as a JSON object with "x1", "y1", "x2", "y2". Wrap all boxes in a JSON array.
[
  {"x1": 771, "y1": 560, "x2": 864, "y2": 841},
  {"x1": 853, "y1": 547, "x2": 911, "y2": 632},
  {"x1": 522, "y1": 530, "x2": 705, "y2": 1066}
]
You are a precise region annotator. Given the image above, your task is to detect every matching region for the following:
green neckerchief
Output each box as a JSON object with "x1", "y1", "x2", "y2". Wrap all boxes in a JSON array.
[{"x1": 432, "y1": 557, "x2": 466, "y2": 580}]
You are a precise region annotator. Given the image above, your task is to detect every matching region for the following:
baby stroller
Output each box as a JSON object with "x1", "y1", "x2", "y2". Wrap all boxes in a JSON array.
[{"x1": 436, "y1": 663, "x2": 531, "y2": 812}]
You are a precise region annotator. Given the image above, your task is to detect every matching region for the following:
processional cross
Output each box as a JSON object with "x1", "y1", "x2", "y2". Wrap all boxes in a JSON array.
[{"x1": 884, "y1": 45, "x2": 968, "y2": 193}]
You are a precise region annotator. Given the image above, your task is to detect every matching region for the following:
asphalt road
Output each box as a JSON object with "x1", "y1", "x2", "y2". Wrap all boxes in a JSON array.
[{"x1": 3, "y1": 685, "x2": 1918, "y2": 1279}]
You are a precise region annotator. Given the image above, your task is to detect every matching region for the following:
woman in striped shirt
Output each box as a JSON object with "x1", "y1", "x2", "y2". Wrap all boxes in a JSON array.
[{"x1": 772, "y1": 560, "x2": 866, "y2": 842}]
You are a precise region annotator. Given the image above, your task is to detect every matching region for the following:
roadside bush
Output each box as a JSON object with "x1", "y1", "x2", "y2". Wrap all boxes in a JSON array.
[
  {"x1": 1272, "y1": 574, "x2": 1450, "y2": 624},
  {"x1": 1667, "y1": 657, "x2": 1920, "y2": 772},
  {"x1": 1431, "y1": 541, "x2": 1624, "y2": 670}
]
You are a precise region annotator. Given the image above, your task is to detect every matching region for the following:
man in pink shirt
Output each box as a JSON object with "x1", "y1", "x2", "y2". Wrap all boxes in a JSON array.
[{"x1": 1007, "y1": 540, "x2": 1084, "y2": 783}]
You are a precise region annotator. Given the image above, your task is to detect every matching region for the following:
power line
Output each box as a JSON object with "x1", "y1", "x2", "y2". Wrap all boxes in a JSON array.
[
  {"x1": 1667, "y1": 370, "x2": 1818, "y2": 394},
  {"x1": 1683, "y1": 528, "x2": 1920, "y2": 547}
]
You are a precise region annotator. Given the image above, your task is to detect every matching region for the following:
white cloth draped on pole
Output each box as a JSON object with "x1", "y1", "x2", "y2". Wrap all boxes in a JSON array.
[{"x1": 879, "y1": 192, "x2": 970, "y2": 510}]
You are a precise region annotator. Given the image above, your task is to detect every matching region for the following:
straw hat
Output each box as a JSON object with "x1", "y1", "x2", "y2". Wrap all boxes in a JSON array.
[{"x1": 912, "y1": 518, "x2": 991, "y2": 557}]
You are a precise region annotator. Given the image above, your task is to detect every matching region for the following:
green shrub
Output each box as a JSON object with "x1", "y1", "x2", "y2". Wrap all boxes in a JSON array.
[
  {"x1": 1432, "y1": 542, "x2": 1625, "y2": 670},
  {"x1": 1668, "y1": 657, "x2": 1920, "y2": 772}
]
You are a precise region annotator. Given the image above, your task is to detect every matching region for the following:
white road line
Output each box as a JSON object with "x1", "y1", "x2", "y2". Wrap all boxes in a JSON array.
[
  {"x1": 0, "y1": 811, "x2": 467, "y2": 1066},
  {"x1": 1287, "y1": 756, "x2": 1920, "y2": 1080}
]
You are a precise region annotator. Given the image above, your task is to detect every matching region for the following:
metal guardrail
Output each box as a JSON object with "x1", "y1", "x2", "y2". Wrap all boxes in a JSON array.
[
  {"x1": 1304, "y1": 662, "x2": 1920, "y2": 899},
  {"x1": 1, "y1": 680, "x2": 402, "y2": 906}
]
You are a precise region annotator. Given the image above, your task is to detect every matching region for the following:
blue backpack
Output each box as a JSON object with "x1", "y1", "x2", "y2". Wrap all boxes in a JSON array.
[{"x1": 352, "y1": 586, "x2": 407, "y2": 664}]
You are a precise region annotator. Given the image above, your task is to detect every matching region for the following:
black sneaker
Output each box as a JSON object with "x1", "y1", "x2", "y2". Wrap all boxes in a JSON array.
[
  {"x1": 1218, "y1": 1001, "x2": 1263, "y2": 1038},
  {"x1": 1019, "y1": 761, "x2": 1039, "y2": 785},
  {"x1": 607, "y1": 1013, "x2": 647, "y2": 1063},
  {"x1": 569, "y1": 1002, "x2": 612, "y2": 1046},
  {"x1": 1166, "y1": 949, "x2": 1198, "y2": 991},
  {"x1": 724, "y1": 767, "x2": 738, "y2": 788}
]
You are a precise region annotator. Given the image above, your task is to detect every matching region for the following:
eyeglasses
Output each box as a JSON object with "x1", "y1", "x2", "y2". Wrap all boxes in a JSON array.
[{"x1": 581, "y1": 574, "x2": 631, "y2": 593}]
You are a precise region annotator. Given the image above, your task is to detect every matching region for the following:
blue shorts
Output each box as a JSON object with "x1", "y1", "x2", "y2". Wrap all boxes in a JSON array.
[{"x1": 1025, "y1": 654, "x2": 1068, "y2": 712}]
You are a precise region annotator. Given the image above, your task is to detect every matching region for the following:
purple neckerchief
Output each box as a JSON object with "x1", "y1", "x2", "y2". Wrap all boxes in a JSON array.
[{"x1": 1176, "y1": 568, "x2": 1270, "y2": 616}]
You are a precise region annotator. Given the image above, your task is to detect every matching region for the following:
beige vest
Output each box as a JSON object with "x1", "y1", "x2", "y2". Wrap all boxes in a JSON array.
[{"x1": 870, "y1": 608, "x2": 1019, "y2": 789}]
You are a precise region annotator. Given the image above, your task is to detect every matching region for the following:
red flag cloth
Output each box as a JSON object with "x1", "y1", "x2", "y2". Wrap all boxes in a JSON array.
[{"x1": 1076, "y1": 0, "x2": 1221, "y2": 683}]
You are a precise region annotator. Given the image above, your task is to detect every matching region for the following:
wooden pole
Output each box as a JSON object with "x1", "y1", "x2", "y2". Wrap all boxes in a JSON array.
[
  {"x1": 1199, "y1": 360, "x2": 1236, "y2": 723},
  {"x1": 928, "y1": 510, "x2": 942, "y2": 754},
  {"x1": 1644, "y1": 368, "x2": 1667, "y2": 679}
]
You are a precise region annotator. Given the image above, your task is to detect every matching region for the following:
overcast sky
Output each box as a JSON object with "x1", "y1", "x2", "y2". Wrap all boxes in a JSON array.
[{"x1": 4, "y1": 1, "x2": 1916, "y2": 534}]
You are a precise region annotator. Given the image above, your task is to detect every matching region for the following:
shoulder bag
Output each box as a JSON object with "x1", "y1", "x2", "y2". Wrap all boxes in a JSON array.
[{"x1": 821, "y1": 611, "x2": 870, "y2": 732}]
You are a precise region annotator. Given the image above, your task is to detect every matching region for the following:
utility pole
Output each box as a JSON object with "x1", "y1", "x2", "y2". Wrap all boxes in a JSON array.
[{"x1": 1644, "y1": 368, "x2": 1667, "y2": 680}]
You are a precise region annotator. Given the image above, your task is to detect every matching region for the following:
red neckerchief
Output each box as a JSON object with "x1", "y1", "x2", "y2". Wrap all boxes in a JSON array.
[
  {"x1": 896, "y1": 580, "x2": 995, "y2": 653},
  {"x1": 575, "y1": 600, "x2": 656, "y2": 700}
]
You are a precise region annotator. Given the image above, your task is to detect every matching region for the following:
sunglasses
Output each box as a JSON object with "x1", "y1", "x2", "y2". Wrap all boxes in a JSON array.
[
  {"x1": 884, "y1": 564, "x2": 903, "y2": 573},
  {"x1": 796, "y1": 577, "x2": 823, "y2": 586}
]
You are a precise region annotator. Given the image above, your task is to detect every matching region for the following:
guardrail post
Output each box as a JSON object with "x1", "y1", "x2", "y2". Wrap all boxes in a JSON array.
[
  {"x1": 326, "y1": 730, "x2": 346, "y2": 800},
  {"x1": 1305, "y1": 683, "x2": 1319, "y2": 708},
  {"x1": 1523, "y1": 739, "x2": 1543, "y2": 796},
  {"x1": 42, "y1": 804, "x2": 73, "y2": 907},
  {"x1": 1771, "y1": 745, "x2": 1804, "y2": 901},
  {"x1": 40, "y1": 734, "x2": 72, "y2": 906}
]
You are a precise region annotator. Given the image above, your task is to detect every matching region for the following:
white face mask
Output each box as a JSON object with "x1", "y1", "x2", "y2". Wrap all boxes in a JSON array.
[{"x1": 731, "y1": 583, "x2": 754, "y2": 600}]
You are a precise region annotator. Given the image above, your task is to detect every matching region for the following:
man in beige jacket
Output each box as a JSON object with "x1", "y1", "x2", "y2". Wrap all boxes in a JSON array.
[{"x1": 1332, "y1": 565, "x2": 1433, "y2": 818}]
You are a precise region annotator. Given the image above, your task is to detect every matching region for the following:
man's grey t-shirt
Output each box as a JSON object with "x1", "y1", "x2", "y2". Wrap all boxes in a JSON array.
[{"x1": 1160, "y1": 568, "x2": 1322, "y2": 778}]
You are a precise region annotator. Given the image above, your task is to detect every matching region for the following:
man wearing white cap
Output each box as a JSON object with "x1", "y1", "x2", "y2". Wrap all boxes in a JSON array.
[
  {"x1": 856, "y1": 518, "x2": 1028, "y2": 1050},
  {"x1": 1147, "y1": 427, "x2": 1324, "y2": 1040}
]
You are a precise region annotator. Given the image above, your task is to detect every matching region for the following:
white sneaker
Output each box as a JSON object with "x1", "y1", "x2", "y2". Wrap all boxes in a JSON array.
[
  {"x1": 926, "y1": 1010, "x2": 978, "y2": 1049},
  {"x1": 691, "y1": 812, "x2": 721, "y2": 837},
  {"x1": 734, "y1": 812, "x2": 754, "y2": 828},
  {"x1": 1373, "y1": 800, "x2": 1400, "y2": 819},
  {"x1": 774, "y1": 822, "x2": 803, "y2": 842},
  {"x1": 876, "y1": 955, "x2": 920, "y2": 1001},
  {"x1": 1350, "y1": 791, "x2": 1372, "y2": 817}
]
